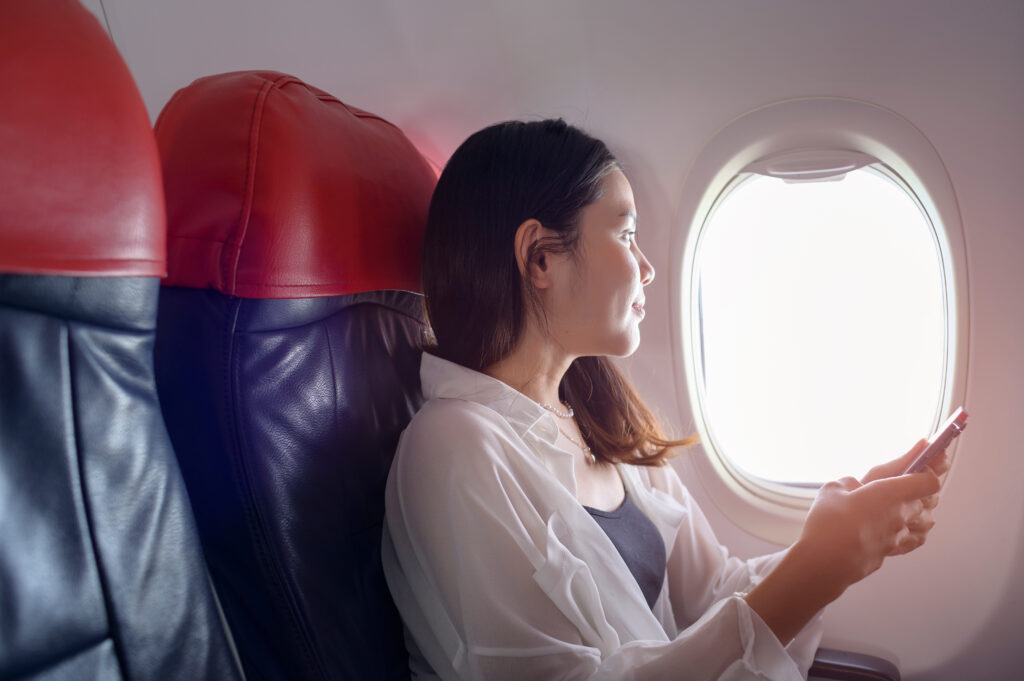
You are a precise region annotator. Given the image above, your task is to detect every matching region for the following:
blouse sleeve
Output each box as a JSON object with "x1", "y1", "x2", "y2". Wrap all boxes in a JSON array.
[
  {"x1": 645, "y1": 464, "x2": 824, "y2": 678},
  {"x1": 383, "y1": 402, "x2": 821, "y2": 681}
]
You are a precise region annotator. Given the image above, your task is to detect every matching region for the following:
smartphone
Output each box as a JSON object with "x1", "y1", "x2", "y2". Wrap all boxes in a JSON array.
[{"x1": 904, "y1": 406, "x2": 968, "y2": 474}]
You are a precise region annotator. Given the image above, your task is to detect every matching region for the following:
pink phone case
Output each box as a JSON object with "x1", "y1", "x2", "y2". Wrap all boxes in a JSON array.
[{"x1": 904, "y1": 407, "x2": 968, "y2": 474}]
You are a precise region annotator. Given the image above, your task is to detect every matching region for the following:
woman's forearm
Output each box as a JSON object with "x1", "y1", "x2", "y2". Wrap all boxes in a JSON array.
[{"x1": 741, "y1": 541, "x2": 846, "y2": 647}]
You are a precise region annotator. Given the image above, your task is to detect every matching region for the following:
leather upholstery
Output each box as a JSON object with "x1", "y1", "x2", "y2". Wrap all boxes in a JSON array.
[
  {"x1": 0, "y1": 1, "x2": 165, "y2": 277},
  {"x1": 0, "y1": 277, "x2": 242, "y2": 681},
  {"x1": 154, "y1": 70, "x2": 436, "y2": 298},
  {"x1": 0, "y1": 3, "x2": 241, "y2": 679},
  {"x1": 155, "y1": 289, "x2": 425, "y2": 681},
  {"x1": 153, "y1": 71, "x2": 435, "y2": 680}
]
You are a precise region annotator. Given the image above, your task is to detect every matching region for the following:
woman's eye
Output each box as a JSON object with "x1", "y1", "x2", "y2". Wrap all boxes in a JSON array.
[{"x1": 621, "y1": 230, "x2": 636, "y2": 242}]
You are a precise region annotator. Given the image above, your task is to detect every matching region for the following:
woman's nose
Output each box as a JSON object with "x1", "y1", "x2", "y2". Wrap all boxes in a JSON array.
[{"x1": 637, "y1": 246, "x2": 655, "y2": 286}]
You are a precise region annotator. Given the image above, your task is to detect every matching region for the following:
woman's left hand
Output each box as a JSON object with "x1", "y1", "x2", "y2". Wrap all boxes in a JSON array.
[
  {"x1": 862, "y1": 438, "x2": 951, "y2": 483},
  {"x1": 859, "y1": 439, "x2": 950, "y2": 554}
]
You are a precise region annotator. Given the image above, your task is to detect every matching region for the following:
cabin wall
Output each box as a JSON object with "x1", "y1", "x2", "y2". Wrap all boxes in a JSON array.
[{"x1": 86, "y1": 0, "x2": 1024, "y2": 677}]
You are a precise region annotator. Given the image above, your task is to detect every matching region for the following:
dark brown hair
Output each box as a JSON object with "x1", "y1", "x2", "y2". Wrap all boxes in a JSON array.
[{"x1": 422, "y1": 119, "x2": 696, "y2": 465}]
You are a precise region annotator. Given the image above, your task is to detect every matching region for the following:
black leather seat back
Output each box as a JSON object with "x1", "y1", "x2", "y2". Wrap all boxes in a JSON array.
[
  {"x1": 155, "y1": 290, "x2": 425, "y2": 680},
  {"x1": 0, "y1": 278, "x2": 242, "y2": 681}
]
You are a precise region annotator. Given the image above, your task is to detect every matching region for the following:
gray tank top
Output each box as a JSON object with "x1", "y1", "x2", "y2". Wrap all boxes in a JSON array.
[{"x1": 584, "y1": 491, "x2": 666, "y2": 609}]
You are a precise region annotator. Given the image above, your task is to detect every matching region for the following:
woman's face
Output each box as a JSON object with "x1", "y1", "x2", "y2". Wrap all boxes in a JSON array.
[{"x1": 545, "y1": 169, "x2": 655, "y2": 358}]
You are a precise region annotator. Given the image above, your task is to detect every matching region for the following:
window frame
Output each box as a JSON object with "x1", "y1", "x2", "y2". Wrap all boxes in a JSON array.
[{"x1": 671, "y1": 98, "x2": 969, "y2": 544}]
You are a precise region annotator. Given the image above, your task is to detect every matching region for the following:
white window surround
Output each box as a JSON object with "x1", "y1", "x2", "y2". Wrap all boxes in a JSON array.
[{"x1": 670, "y1": 97, "x2": 970, "y2": 545}]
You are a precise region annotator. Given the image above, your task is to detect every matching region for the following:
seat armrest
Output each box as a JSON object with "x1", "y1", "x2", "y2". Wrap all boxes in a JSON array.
[{"x1": 809, "y1": 647, "x2": 900, "y2": 681}]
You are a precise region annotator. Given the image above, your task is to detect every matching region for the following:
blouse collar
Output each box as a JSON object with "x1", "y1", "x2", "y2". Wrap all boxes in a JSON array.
[{"x1": 419, "y1": 352, "x2": 560, "y2": 446}]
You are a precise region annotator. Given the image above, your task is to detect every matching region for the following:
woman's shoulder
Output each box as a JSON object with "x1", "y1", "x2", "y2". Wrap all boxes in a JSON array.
[
  {"x1": 406, "y1": 396, "x2": 510, "y2": 439},
  {"x1": 396, "y1": 397, "x2": 517, "y2": 470},
  {"x1": 388, "y1": 398, "x2": 529, "y2": 514}
]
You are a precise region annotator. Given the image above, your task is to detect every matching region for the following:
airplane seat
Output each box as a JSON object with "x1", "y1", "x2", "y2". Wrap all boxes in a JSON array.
[
  {"x1": 152, "y1": 70, "x2": 436, "y2": 681},
  {"x1": 0, "y1": 3, "x2": 244, "y2": 680}
]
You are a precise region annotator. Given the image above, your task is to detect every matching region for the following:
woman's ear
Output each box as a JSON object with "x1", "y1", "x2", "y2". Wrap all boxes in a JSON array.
[{"x1": 514, "y1": 219, "x2": 554, "y2": 288}]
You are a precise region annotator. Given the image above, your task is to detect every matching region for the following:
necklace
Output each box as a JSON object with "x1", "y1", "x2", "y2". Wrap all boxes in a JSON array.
[
  {"x1": 540, "y1": 401, "x2": 574, "y2": 418},
  {"x1": 557, "y1": 425, "x2": 597, "y2": 465}
]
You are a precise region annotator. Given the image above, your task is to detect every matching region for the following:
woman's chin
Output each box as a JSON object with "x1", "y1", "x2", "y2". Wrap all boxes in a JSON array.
[
  {"x1": 572, "y1": 325, "x2": 643, "y2": 359},
  {"x1": 604, "y1": 331, "x2": 642, "y2": 358}
]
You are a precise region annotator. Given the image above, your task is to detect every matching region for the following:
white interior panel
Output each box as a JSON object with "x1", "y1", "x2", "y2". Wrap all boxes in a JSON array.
[{"x1": 78, "y1": 0, "x2": 109, "y2": 33}]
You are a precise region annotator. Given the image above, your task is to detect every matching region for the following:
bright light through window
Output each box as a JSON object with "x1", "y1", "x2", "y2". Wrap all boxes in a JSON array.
[{"x1": 695, "y1": 167, "x2": 946, "y2": 485}]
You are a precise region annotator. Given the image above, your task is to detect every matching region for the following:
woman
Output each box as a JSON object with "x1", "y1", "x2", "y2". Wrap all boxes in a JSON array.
[{"x1": 382, "y1": 119, "x2": 945, "y2": 680}]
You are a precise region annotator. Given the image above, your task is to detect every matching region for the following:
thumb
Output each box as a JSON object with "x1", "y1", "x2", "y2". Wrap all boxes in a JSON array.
[
  {"x1": 896, "y1": 438, "x2": 929, "y2": 468},
  {"x1": 863, "y1": 469, "x2": 941, "y2": 502},
  {"x1": 862, "y1": 438, "x2": 930, "y2": 484}
]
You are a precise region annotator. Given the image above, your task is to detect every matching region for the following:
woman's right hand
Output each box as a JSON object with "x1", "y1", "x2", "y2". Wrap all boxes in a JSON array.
[
  {"x1": 744, "y1": 439, "x2": 944, "y2": 646},
  {"x1": 795, "y1": 439, "x2": 943, "y2": 592}
]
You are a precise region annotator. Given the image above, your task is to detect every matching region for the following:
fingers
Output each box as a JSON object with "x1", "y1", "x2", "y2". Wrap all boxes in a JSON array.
[
  {"x1": 860, "y1": 464, "x2": 887, "y2": 485},
  {"x1": 902, "y1": 498, "x2": 925, "y2": 521},
  {"x1": 864, "y1": 468, "x2": 941, "y2": 502},
  {"x1": 861, "y1": 439, "x2": 929, "y2": 484},
  {"x1": 817, "y1": 477, "x2": 861, "y2": 502},
  {"x1": 885, "y1": 496, "x2": 937, "y2": 556},
  {"x1": 893, "y1": 438, "x2": 929, "y2": 472},
  {"x1": 885, "y1": 520, "x2": 929, "y2": 556},
  {"x1": 893, "y1": 439, "x2": 928, "y2": 470},
  {"x1": 906, "y1": 469, "x2": 942, "y2": 500},
  {"x1": 809, "y1": 465, "x2": 943, "y2": 581},
  {"x1": 893, "y1": 510, "x2": 935, "y2": 555},
  {"x1": 836, "y1": 476, "x2": 861, "y2": 492},
  {"x1": 851, "y1": 472, "x2": 941, "y2": 560},
  {"x1": 926, "y1": 450, "x2": 952, "y2": 477},
  {"x1": 907, "y1": 510, "x2": 935, "y2": 534},
  {"x1": 906, "y1": 438, "x2": 929, "y2": 459},
  {"x1": 893, "y1": 527, "x2": 928, "y2": 555}
]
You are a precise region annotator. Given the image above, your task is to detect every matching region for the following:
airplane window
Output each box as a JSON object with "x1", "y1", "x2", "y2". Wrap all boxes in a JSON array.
[{"x1": 691, "y1": 162, "x2": 946, "y2": 485}]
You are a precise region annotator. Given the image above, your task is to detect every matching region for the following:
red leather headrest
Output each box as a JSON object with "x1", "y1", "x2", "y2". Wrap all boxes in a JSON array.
[
  {"x1": 155, "y1": 71, "x2": 436, "y2": 298},
  {"x1": 0, "y1": 1, "x2": 165, "y2": 277}
]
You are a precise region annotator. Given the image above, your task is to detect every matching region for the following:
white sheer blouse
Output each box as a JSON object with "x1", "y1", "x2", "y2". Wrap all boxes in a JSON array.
[{"x1": 382, "y1": 353, "x2": 823, "y2": 680}]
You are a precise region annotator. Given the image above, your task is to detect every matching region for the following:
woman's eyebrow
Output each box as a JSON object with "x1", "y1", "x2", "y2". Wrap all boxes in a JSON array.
[{"x1": 619, "y1": 210, "x2": 637, "y2": 225}]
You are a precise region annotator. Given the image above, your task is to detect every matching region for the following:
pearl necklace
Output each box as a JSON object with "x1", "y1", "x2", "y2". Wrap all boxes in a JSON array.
[
  {"x1": 540, "y1": 401, "x2": 574, "y2": 418},
  {"x1": 540, "y1": 400, "x2": 595, "y2": 464},
  {"x1": 557, "y1": 425, "x2": 597, "y2": 465}
]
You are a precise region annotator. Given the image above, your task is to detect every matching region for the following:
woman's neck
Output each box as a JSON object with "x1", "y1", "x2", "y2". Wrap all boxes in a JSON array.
[{"x1": 483, "y1": 326, "x2": 574, "y2": 409}]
